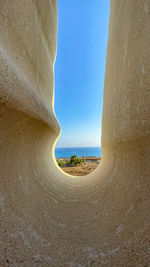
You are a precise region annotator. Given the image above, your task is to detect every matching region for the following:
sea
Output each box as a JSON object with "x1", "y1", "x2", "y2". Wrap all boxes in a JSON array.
[{"x1": 55, "y1": 146, "x2": 102, "y2": 159}]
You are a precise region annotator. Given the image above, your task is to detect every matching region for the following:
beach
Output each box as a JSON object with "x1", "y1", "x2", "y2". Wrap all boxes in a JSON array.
[{"x1": 56, "y1": 156, "x2": 101, "y2": 176}]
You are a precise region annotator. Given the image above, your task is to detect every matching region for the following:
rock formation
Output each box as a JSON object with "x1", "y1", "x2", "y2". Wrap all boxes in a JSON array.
[{"x1": 0, "y1": 0, "x2": 150, "y2": 266}]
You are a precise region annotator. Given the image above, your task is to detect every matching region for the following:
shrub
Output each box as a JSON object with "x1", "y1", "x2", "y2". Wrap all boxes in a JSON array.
[
  {"x1": 57, "y1": 155, "x2": 83, "y2": 167},
  {"x1": 58, "y1": 160, "x2": 66, "y2": 167},
  {"x1": 68, "y1": 155, "x2": 82, "y2": 166}
]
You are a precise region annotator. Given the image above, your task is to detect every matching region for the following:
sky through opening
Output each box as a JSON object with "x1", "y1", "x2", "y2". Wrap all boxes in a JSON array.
[{"x1": 54, "y1": 0, "x2": 110, "y2": 148}]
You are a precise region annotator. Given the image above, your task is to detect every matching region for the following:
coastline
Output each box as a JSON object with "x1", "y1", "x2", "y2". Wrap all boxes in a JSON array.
[{"x1": 55, "y1": 146, "x2": 102, "y2": 159}]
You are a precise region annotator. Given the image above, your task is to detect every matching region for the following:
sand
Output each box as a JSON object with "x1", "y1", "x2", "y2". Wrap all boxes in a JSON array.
[{"x1": 56, "y1": 157, "x2": 101, "y2": 176}]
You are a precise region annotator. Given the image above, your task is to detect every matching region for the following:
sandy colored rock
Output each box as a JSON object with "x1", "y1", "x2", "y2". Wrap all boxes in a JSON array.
[{"x1": 0, "y1": 0, "x2": 150, "y2": 266}]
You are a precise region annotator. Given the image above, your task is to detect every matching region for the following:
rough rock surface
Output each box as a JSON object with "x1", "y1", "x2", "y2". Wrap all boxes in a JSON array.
[{"x1": 0, "y1": 0, "x2": 150, "y2": 266}]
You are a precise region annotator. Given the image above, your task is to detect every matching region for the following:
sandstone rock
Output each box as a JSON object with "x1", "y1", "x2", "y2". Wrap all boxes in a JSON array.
[{"x1": 0, "y1": 1, "x2": 150, "y2": 266}]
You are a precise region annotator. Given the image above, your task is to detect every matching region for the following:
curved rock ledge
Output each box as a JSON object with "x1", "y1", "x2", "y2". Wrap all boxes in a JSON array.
[{"x1": 0, "y1": 0, "x2": 150, "y2": 266}]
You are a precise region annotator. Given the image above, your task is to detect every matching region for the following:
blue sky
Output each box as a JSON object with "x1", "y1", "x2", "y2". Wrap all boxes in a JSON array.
[{"x1": 54, "y1": 0, "x2": 110, "y2": 148}]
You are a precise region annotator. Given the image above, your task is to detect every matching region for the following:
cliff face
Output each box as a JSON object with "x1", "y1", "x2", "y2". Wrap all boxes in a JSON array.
[{"x1": 0, "y1": 1, "x2": 150, "y2": 266}]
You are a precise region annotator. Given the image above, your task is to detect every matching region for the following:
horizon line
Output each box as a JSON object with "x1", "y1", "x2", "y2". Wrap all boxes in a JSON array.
[{"x1": 55, "y1": 146, "x2": 101, "y2": 149}]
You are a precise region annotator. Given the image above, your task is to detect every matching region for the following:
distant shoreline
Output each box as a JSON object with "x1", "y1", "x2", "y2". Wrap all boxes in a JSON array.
[
  {"x1": 55, "y1": 147, "x2": 102, "y2": 159},
  {"x1": 56, "y1": 156, "x2": 101, "y2": 160}
]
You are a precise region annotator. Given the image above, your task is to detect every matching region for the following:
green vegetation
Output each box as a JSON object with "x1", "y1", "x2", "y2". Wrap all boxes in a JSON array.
[
  {"x1": 58, "y1": 160, "x2": 66, "y2": 167},
  {"x1": 57, "y1": 155, "x2": 84, "y2": 167},
  {"x1": 68, "y1": 155, "x2": 83, "y2": 166}
]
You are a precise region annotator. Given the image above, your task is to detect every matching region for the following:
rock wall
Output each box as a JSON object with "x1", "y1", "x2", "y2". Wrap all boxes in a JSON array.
[{"x1": 0, "y1": 0, "x2": 150, "y2": 266}]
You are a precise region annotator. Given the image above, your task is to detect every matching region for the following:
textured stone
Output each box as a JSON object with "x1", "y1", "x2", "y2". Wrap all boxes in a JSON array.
[{"x1": 0, "y1": 0, "x2": 150, "y2": 266}]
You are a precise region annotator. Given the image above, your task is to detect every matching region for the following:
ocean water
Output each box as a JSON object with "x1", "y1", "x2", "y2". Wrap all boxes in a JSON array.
[{"x1": 55, "y1": 147, "x2": 102, "y2": 159}]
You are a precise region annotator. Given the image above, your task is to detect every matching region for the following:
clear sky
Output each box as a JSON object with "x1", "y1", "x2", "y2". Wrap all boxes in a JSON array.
[{"x1": 54, "y1": 0, "x2": 110, "y2": 148}]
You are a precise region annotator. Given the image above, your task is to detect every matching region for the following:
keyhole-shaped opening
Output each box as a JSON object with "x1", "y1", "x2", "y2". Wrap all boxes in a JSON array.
[{"x1": 54, "y1": 0, "x2": 110, "y2": 176}]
